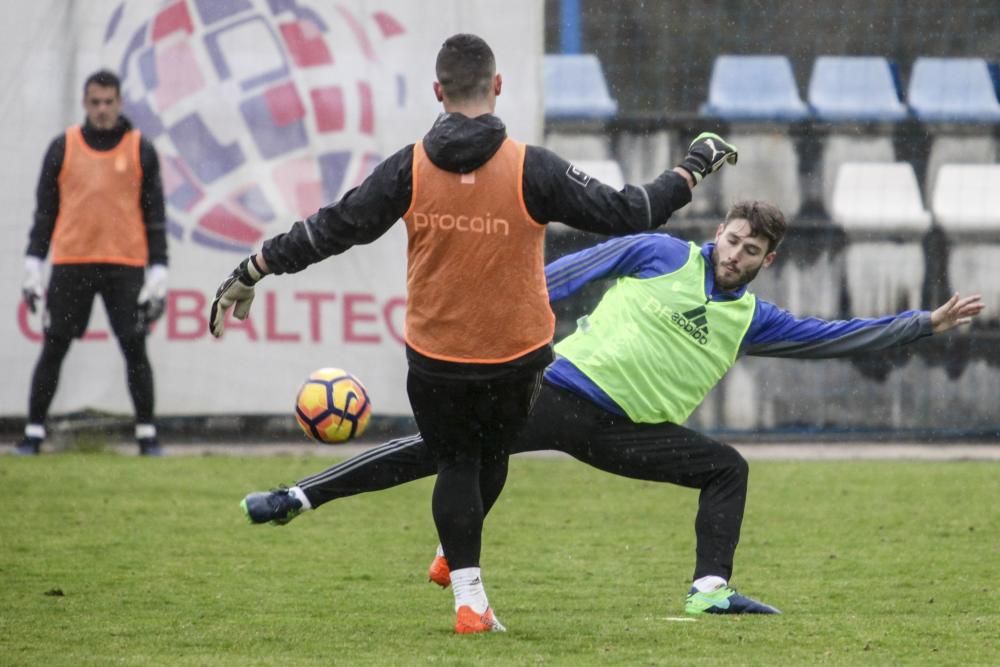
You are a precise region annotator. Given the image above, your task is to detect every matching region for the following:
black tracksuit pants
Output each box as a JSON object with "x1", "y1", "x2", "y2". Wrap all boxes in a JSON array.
[
  {"x1": 403, "y1": 370, "x2": 541, "y2": 572},
  {"x1": 296, "y1": 380, "x2": 749, "y2": 580}
]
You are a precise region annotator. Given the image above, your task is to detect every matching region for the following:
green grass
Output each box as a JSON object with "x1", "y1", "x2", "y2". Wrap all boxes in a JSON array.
[{"x1": 1, "y1": 454, "x2": 997, "y2": 666}]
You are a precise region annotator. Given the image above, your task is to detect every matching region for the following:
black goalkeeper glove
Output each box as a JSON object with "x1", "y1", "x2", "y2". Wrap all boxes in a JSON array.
[
  {"x1": 678, "y1": 132, "x2": 739, "y2": 184},
  {"x1": 209, "y1": 255, "x2": 265, "y2": 337}
]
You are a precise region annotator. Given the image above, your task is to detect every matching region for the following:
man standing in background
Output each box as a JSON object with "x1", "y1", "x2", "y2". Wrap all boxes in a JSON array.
[{"x1": 17, "y1": 69, "x2": 168, "y2": 457}]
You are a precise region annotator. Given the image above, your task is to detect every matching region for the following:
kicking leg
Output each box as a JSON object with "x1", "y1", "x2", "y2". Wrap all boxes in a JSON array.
[{"x1": 241, "y1": 434, "x2": 438, "y2": 525}]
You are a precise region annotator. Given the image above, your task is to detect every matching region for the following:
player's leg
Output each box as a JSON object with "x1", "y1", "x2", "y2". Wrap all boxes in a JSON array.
[
  {"x1": 17, "y1": 266, "x2": 96, "y2": 455},
  {"x1": 240, "y1": 434, "x2": 440, "y2": 525},
  {"x1": 103, "y1": 265, "x2": 159, "y2": 455},
  {"x1": 242, "y1": 376, "x2": 553, "y2": 526},
  {"x1": 18, "y1": 334, "x2": 74, "y2": 454},
  {"x1": 409, "y1": 373, "x2": 492, "y2": 631},
  {"x1": 408, "y1": 371, "x2": 536, "y2": 633},
  {"x1": 560, "y1": 419, "x2": 748, "y2": 582},
  {"x1": 520, "y1": 384, "x2": 777, "y2": 614},
  {"x1": 582, "y1": 427, "x2": 776, "y2": 614}
]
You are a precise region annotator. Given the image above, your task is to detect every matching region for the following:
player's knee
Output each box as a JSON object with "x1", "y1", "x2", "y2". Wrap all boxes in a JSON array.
[
  {"x1": 117, "y1": 335, "x2": 149, "y2": 361},
  {"x1": 722, "y1": 444, "x2": 749, "y2": 480},
  {"x1": 39, "y1": 335, "x2": 72, "y2": 362}
]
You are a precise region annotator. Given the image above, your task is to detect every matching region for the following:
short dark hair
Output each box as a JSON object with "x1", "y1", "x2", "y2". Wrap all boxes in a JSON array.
[
  {"x1": 435, "y1": 33, "x2": 495, "y2": 102},
  {"x1": 84, "y1": 69, "x2": 121, "y2": 96},
  {"x1": 725, "y1": 200, "x2": 786, "y2": 253}
]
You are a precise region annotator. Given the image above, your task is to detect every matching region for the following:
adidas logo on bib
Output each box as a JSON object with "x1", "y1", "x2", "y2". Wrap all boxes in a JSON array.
[{"x1": 670, "y1": 306, "x2": 710, "y2": 345}]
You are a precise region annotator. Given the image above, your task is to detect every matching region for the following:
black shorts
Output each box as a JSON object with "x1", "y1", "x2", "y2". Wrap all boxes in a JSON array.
[
  {"x1": 45, "y1": 264, "x2": 145, "y2": 339},
  {"x1": 406, "y1": 370, "x2": 543, "y2": 466}
]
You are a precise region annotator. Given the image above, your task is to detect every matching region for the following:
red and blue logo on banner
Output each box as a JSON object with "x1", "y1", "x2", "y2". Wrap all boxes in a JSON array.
[{"x1": 105, "y1": 0, "x2": 407, "y2": 253}]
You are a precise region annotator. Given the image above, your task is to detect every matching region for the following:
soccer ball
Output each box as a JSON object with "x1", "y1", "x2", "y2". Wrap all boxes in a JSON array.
[{"x1": 294, "y1": 368, "x2": 372, "y2": 444}]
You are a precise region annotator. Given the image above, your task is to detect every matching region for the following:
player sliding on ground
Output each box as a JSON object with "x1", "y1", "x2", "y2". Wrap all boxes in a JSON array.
[{"x1": 243, "y1": 200, "x2": 982, "y2": 618}]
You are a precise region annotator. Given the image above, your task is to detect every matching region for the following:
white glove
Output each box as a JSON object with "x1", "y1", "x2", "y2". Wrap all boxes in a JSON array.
[
  {"x1": 138, "y1": 264, "x2": 168, "y2": 323},
  {"x1": 22, "y1": 256, "x2": 44, "y2": 314},
  {"x1": 209, "y1": 255, "x2": 265, "y2": 337}
]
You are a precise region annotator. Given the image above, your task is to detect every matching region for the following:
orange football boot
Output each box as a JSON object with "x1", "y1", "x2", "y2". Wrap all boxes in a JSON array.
[
  {"x1": 454, "y1": 605, "x2": 506, "y2": 634},
  {"x1": 427, "y1": 554, "x2": 451, "y2": 588}
]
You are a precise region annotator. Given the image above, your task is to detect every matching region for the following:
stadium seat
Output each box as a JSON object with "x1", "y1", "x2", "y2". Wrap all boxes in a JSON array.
[
  {"x1": 946, "y1": 246, "x2": 1000, "y2": 325},
  {"x1": 907, "y1": 57, "x2": 1000, "y2": 122},
  {"x1": 831, "y1": 162, "x2": 931, "y2": 318},
  {"x1": 751, "y1": 249, "x2": 844, "y2": 319},
  {"x1": 543, "y1": 54, "x2": 619, "y2": 121},
  {"x1": 931, "y1": 165, "x2": 1000, "y2": 320},
  {"x1": 701, "y1": 55, "x2": 809, "y2": 121},
  {"x1": 923, "y1": 136, "x2": 999, "y2": 206},
  {"x1": 803, "y1": 57, "x2": 907, "y2": 215},
  {"x1": 807, "y1": 56, "x2": 908, "y2": 122},
  {"x1": 830, "y1": 162, "x2": 932, "y2": 231},
  {"x1": 843, "y1": 242, "x2": 926, "y2": 317},
  {"x1": 931, "y1": 164, "x2": 1000, "y2": 230},
  {"x1": 720, "y1": 133, "x2": 802, "y2": 218},
  {"x1": 819, "y1": 135, "x2": 895, "y2": 215}
]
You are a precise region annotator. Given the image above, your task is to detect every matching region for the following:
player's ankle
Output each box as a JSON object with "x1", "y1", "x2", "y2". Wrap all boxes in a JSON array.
[{"x1": 692, "y1": 575, "x2": 727, "y2": 593}]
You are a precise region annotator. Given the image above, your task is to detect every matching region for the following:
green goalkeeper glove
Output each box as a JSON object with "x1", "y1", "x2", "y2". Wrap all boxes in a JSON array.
[
  {"x1": 678, "y1": 132, "x2": 738, "y2": 184},
  {"x1": 209, "y1": 255, "x2": 265, "y2": 337}
]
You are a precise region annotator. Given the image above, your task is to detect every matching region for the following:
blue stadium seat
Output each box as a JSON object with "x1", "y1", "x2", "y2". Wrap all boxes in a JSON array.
[
  {"x1": 701, "y1": 55, "x2": 809, "y2": 121},
  {"x1": 543, "y1": 54, "x2": 618, "y2": 121},
  {"x1": 807, "y1": 56, "x2": 908, "y2": 122},
  {"x1": 907, "y1": 57, "x2": 1000, "y2": 122}
]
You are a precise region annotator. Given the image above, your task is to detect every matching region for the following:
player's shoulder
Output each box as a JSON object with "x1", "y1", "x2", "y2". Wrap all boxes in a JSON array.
[
  {"x1": 635, "y1": 230, "x2": 693, "y2": 253},
  {"x1": 600, "y1": 231, "x2": 692, "y2": 272},
  {"x1": 43, "y1": 132, "x2": 69, "y2": 162}
]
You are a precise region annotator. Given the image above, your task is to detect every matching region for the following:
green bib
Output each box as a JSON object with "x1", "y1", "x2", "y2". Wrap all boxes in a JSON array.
[{"x1": 554, "y1": 243, "x2": 756, "y2": 424}]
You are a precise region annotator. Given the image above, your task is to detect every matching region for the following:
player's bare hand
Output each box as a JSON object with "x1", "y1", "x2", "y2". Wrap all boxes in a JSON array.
[{"x1": 931, "y1": 293, "x2": 984, "y2": 333}]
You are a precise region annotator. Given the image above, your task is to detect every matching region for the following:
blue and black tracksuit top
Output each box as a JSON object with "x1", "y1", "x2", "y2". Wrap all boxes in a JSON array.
[{"x1": 543, "y1": 233, "x2": 933, "y2": 419}]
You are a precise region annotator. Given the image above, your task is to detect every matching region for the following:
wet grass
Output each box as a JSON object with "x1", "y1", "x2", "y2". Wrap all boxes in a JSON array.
[{"x1": 1, "y1": 454, "x2": 997, "y2": 666}]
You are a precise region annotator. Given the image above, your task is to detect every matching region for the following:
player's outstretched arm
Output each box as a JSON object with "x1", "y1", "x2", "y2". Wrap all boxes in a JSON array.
[{"x1": 931, "y1": 293, "x2": 985, "y2": 333}]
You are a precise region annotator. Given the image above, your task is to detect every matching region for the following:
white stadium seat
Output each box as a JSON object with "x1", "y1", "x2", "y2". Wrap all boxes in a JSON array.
[
  {"x1": 932, "y1": 164, "x2": 1000, "y2": 321},
  {"x1": 832, "y1": 162, "x2": 931, "y2": 318},
  {"x1": 931, "y1": 164, "x2": 1000, "y2": 230},
  {"x1": 831, "y1": 162, "x2": 932, "y2": 231}
]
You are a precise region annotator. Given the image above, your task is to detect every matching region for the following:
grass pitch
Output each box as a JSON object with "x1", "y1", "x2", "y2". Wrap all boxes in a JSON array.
[{"x1": 1, "y1": 453, "x2": 997, "y2": 666}]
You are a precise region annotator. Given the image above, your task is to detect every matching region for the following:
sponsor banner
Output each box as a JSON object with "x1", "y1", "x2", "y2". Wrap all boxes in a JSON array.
[{"x1": 0, "y1": 0, "x2": 543, "y2": 416}]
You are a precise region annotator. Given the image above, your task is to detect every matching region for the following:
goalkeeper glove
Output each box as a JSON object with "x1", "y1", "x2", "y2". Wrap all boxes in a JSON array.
[
  {"x1": 209, "y1": 255, "x2": 265, "y2": 337},
  {"x1": 137, "y1": 264, "x2": 168, "y2": 328},
  {"x1": 678, "y1": 132, "x2": 738, "y2": 184},
  {"x1": 22, "y1": 256, "x2": 44, "y2": 314}
]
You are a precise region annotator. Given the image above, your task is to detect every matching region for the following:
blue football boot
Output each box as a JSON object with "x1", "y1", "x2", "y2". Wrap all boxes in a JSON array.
[
  {"x1": 685, "y1": 585, "x2": 781, "y2": 615},
  {"x1": 241, "y1": 487, "x2": 303, "y2": 525}
]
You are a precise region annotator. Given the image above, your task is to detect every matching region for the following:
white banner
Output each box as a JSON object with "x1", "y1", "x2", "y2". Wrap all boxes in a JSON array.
[{"x1": 0, "y1": 0, "x2": 543, "y2": 417}]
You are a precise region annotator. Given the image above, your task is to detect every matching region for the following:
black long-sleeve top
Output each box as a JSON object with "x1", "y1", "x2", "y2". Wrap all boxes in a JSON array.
[
  {"x1": 260, "y1": 112, "x2": 692, "y2": 380},
  {"x1": 261, "y1": 112, "x2": 691, "y2": 274}
]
